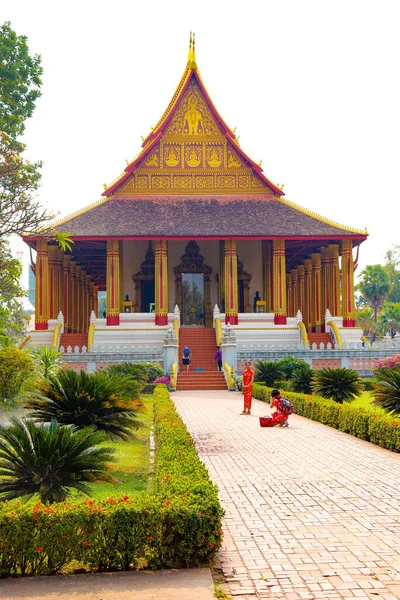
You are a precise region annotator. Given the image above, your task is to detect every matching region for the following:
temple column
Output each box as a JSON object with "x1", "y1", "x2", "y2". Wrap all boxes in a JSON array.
[
  {"x1": 297, "y1": 265, "x2": 305, "y2": 318},
  {"x1": 311, "y1": 252, "x2": 322, "y2": 332},
  {"x1": 341, "y1": 239, "x2": 356, "y2": 327},
  {"x1": 35, "y1": 239, "x2": 49, "y2": 330},
  {"x1": 272, "y1": 240, "x2": 287, "y2": 324},
  {"x1": 218, "y1": 241, "x2": 225, "y2": 309},
  {"x1": 303, "y1": 258, "x2": 312, "y2": 330},
  {"x1": 56, "y1": 248, "x2": 64, "y2": 318},
  {"x1": 93, "y1": 285, "x2": 99, "y2": 317},
  {"x1": 84, "y1": 273, "x2": 90, "y2": 331},
  {"x1": 328, "y1": 244, "x2": 341, "y2": 316},
  {"x1": 70, "y1": 262, "x2": 77, "y2": 332},
  {"x1": 75, "y1": 266, "x2": 82, "y2": 333},
  {"x1": 286, "y1": 273, "x2": 293, "y2": 317},
  {"x1": 48, "y1": 245, "x2": 58, "y2": 320},
  {"x1": 291, "y1": 269, "x2": 298, "y2": 315},
  {"x1": 106, "y1": 240, "x2": 120, "y2": 326},
  {"x1": 224, "y1": 240, "x2": 238, "y2": 324},
  {"x1": 320, "y1": 246, "x2": 329, "y2": 330},
  {"x1": 262, "y1": 240, "x2": 274, "y2": 312},
  {"x1": 63, "y1": 255, "x2": 72, "y2": 333},
  {"x1": 155, "y1": 240, "x2": 168, "y2": 325}
]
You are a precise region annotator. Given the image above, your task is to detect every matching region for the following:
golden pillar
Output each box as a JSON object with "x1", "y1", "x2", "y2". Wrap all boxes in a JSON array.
[
  {"x1": 48, "y1": 245, "x2": 58, "y2": 320},
  {"x1": 328, "y1": 244, "x2": 340, "y2": 316},
  {"x1": 218, "y1": 241, "x2": 225, "y2": 308},
  {"x1": 311, "y1": 253, "x2": 322, "y2": 332},
  {"x1": 272, "y1": 240, "x2": 287, "y2": 324},
  {"x1": 35, "y1": 239, "x2": 49, "y2": 330},
  {"x1": 341, "y1": 239, "x2": 356, "y2": 327},
  {"x1": 320, "y1": 246, "x2": 329, "y2": 330},
  {"x1": 119, "y1": 241, "x2": 124, "y2": 312},
  {"x1": 303, "y1": 258, "x2": 312, "y2": 330},
  {"x1": 106, "y1": 240, "x2": 121, "y2": 326},
  {"x1": 75, "y1": 265, "x2": 82, "y2": 333},
  {"x1": 224, "y1": 240, "x2": 238, "y2": 324},
  {"x1": 291, "y1": 269, "x2": 298, "y2": 315},
  {"x1": 93, "y1": 285, "x2": 99, "y2": 317},
  {"x1": 286, "y1": 272, "x2": 293, "y2": 317},
  {"x1": 297, "y1": 265, "x2": 305, "y2": 318},
  {"x1": 70, "y1": 262, "x2": 77, "y2": 332},
  {"x1": 56, "y1": 248, "x2": 64, "y2": 319},
  {"x1": 63, "y1": 255, "x2": 72, "y2": 333},
  {"x1": 155, "y1": 240, "x2": 168, "y2": 325},
  {"x1": 262, "y1": 240, "x2": 274, "y2": 312}
]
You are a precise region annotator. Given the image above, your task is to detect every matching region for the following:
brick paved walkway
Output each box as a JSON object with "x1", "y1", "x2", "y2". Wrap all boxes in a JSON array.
[{"x1": 173, "y1": 391, "x2": 400, "y2": 600}]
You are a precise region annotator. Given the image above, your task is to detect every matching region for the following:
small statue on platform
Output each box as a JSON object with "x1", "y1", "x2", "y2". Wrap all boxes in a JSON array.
[{"x1": 253, "y1": 291, "x2": 261, "y2": 312}]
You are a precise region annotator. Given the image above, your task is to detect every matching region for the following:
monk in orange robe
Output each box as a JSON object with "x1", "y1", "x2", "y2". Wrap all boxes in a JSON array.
[{"x1": 241, "y1": 361, "x2": 254, "y2": 415}]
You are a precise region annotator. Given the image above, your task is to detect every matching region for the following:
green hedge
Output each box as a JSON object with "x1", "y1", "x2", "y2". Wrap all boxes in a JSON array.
[
  {"x1": 0, "y1": 386, "x2": 224, "y2": 577},
  {"x1": 253, "y1": 384, "x2": 400, "y2": 453}
]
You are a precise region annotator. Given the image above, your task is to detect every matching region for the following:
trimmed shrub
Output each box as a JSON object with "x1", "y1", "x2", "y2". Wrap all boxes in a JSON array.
[
  {"x1": 252, "y1": 383, "x2": 400, "y2": 452},
  {"x1": 0, "y1": 347, "x2": 35, "y2": 403},
  {"x1": 276, "y1": 356, "x2": 308, "y2": 380},
  {"x1": 0, "y1": 386, "x2": 224, "y2": 576}
]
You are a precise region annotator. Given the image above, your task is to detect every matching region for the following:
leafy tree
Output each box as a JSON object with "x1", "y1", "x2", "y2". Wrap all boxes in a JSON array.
[
  {"x1": 254, "y1": 361, "x2": 284, "y2": 386},
  {"x1": 0, "y1": 347, "x2": 35, "y2": 402},
  {"x1": 291, "y1": 364, "x2": 314, "y2": 394},
  {"x1": 0, "y1": 419, "x2": 115, "y2": 503},
  {"x1": 384, "y1": 245, "x2": 400, "y2": 303},
  {"x1": 30, "y1": 346, "x2": 64, "y2": 379},
  {"x1": 312, "y1": 368, "x2": 363, "y2": 403},
  {"x1": 276, "y1": 356, "x2": 308, "y2": 380},
  {"x1": 378, "y1": 302, "x2": 400, "y2": 339},
  {"x1": 355, "y1": 307, "x2": 374, "y2": 339},
  {"x1": 357, "y1": 265, "x2": 390, "y2": 342},
  {"x1": 26, "y1": 369, "x2": 141, "y2": 440},
  {"x1": 0, "y1": 239, "x2": 28, "y2": 345}
]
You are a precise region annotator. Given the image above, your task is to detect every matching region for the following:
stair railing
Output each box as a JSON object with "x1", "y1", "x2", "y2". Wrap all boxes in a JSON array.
[
  {"x1": 170, "y1": 360, "x2": 178, "y2": 390},
  {"x1": 215, "y1": 317, "x2": 223, "y2": 346},
  {"x1": 87, "y1": 311, "x2": 96, "y2": 351},
  {"x1": 223, "y1": 362, "x2": 235, "y2": 390},
  {"x1": 327, "y1": 320, "x2": 343, "y2": 349},
  {"x1": 52, "y1": 312, "x2": 64, "y2": 349}
]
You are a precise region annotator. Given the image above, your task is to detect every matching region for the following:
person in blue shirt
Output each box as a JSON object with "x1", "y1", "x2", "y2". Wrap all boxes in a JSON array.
[{"x1": 182, "y1": 346, "x2": 191, "y2": 372}]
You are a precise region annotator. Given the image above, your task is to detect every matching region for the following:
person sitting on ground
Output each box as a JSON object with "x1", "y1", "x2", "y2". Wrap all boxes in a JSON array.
[
  {"x1": 270, "y1": 388, "x2": 290, "y2": 427},
  {"x1": 182, "y1": 345, "x2": 191, "y2": 372},
  {"x1": 214, "y1": 346, "x2": 222, "y2": 371},
  {"x1": 241, "y1": 361, "x2": 254, "y2": 415}
]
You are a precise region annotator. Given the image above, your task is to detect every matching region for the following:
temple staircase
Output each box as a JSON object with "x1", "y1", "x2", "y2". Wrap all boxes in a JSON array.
[
  {"x1": 308, "y1": 332, "x2": 332, "y2": 348},
  {"x1": 177, "y1": 328, "x2": 227, "y2": 390},
  {"x1": 59, "y1": 333, "x2": 88, "y2": 352}
]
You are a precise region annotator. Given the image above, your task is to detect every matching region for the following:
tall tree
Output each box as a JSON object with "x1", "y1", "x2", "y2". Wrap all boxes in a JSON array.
[
  {"x1": 378, "y1": 302, "x2": 400, "y2": 339},
  {"x1": 357, "y1": 264, "x2": 390, "y2": 342},
  {"x1": 384, "y1": 245, "x2": 400, "y2": 303},
  {"x1": 355, "y1": 307, "x2": 374, "y2": 338}
]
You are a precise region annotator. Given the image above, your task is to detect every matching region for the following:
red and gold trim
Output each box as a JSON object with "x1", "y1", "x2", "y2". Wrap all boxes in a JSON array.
[
  {"x1": 35, "y1": 239, "x2": 49, "y2": 330},
  {"x1": 291, "y1": 268, "x2": 298, "y2": 316},
  {"x1": 273, "y1": 240, "x2": 287, "y2": 324},
  {"x1": 70, "y1": 262, "x2": 77, "y2": 333},
  {"x1": 224, "y1": 240, "x2": 238, "y2": 324},
  {"x1": 155, "y1": 240, "x2": 168, "y2": 325},
  {"x1": 63, "y1": 255, "x2": 72, "y2": 333},
  {"x1": 106, "y1": 240, "x2": 120, "y2": 326},
  {"x1": 328, "y1": 244, "x2": 340, "y2": 316},
  {"x1": 75, "y1": 266, "x2": 83, "y2": 332},
  {"x1": 297, "y1": 265, "x2": 305, "y2": 320},
  {"x1": 286, "y1": 272, "x2": 293, "y2": 317},
  {"x1": 311, "y1": 253, "x2": 322, "y2": 332},
  {"x1": 341, "y1": 239, "x2": 356, "y2": 327},
  {"x1": 303, "y1": 258, "x2": 312, "y2": 330}
]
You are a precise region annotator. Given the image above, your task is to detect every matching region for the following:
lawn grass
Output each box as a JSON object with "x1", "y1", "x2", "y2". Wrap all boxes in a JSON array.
[{"x1": 351, "y1": 390, "x2": 387, "y2": 414}]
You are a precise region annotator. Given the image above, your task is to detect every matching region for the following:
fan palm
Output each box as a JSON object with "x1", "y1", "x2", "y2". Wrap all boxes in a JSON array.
[
  {"x1": 26, "y1": 369, "x2": 141, "y2": 440},
  {"x1": 0, "y1": 419, "x2": 115, "y2": 503},
  {"x1": 291, "y1": 364, "x2": 314, "y2": 394},
  {"x1": 312, "y1": 368, "x2": 362, "y2": 403},
  {"x1": 255, "y1": 361, "x2": 284, "y2": 386},
  {"x1": 372, "y1": 368, "x2": 400, "y2": 414}
]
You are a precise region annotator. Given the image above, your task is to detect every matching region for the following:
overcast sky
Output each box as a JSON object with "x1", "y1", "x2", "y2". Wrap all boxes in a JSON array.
[{"x1": 4, "y1": 0, "x2": 399, "y2": 286}]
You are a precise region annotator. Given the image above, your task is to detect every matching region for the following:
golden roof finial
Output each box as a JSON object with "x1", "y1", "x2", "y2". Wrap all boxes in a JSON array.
[{"x1": 187, "y1": 31, "x2": 197, "y2": 69}]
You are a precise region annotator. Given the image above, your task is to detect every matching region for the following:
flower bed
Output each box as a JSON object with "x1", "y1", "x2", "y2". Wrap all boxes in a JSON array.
[
  {"x1": 0, "y1": 386, "x2": 224, "y2": 577},
  {"x1": 252, "y1": 384, "x2": 400, "y2": 453}
]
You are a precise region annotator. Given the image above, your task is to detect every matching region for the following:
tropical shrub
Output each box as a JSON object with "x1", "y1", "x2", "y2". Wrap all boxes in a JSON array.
[
  {"x1": 0, "y1": 419, "x2": 115, "y2": 503},
  {"x1": 0, "y1": 386, "x2": 224, "y2": 576},
  {"x1": 30, "y1": 346, "x2": 64, "y2": 379},
  {"x1": 26, "y1": 369, "x2": 141, "y2": 440},
  {"x1": 255, "y1": 361, "x2": 284, "y2": 386},
  {"x1": 252, "y1": 384, "x2": 400, "y2": 452},
  {"x1": 0, "y1": 347, "x2": 35, "y2": 402},
  {"x1": 276, "y1": 356, "x2": 308, "y2": 380},
  {"x1": 372, "y1": 367, "x2": 400, "y2": 415},
  {"x1": 291, "y1": 364, "x2": 314, "y2": 394},
  {"x1": 312, "y1": 368, "x2": 363, "y2": 403}
]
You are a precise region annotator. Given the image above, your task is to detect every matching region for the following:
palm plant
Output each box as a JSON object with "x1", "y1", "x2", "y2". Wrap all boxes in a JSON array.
[
  {"x1": 26, "y1": 369, "x2": 141, "y2": 440},
  {"x1": 312, "y1": 368, "x2": 362, "y2": 403},
  {"x1": 378, "y1": 302, "x2": 400, "y2": 339},
  {"x1": 255, "y1": 361, "x2": 284, "y2": 386},
  {"x1": 358, "y1": 265, "x2": 390, "y2": 342},
  {"x1": 291, "y1": 364, "x2": 314, "y2": 394},
  {"x1": 30, "y1": 346, "x2": 64, "y2": 379},
  {"x1": 0, "y1": 418, "x2": 115, "y2": 503},
  {"x1": 372, "y1": 368, "x2": 400, "y2": 414}
]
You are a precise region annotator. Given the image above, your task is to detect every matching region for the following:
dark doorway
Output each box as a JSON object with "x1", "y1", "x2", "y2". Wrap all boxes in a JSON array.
[
  {"x1": 238, "y1": 279, "x2": 245, "y2": 313},
  {"x1": 182, "y1": 273, "x2": 205, "y2": 325},
  {"x1": 142, "y1": 280, "x2": 155, "y2": 313}
]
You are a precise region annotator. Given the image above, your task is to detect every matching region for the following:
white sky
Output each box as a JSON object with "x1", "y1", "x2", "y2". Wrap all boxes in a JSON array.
[{"x1": 4, "y1": 0, "x2": 399, "y2": 285}]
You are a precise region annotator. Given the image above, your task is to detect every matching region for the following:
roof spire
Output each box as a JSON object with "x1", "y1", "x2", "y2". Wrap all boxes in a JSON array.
[{"x1": 187, "y1": 31, "x2": 197, "y2": 69}]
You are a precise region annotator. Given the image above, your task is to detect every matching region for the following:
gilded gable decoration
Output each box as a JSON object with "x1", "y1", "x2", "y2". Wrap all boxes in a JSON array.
[
  {"x1": 228, "y1": 150, "x2": 242, "y2": 168},
  {"x1": 164, "y1": 145, "x2": 181, "y2": 167},
  {"x1": 185, "y1": 145, "x2": 202, "y2": 167},
  {"x1": 144, "y1": 151, "x2": 159, "y2": 167},
  {"x1": 207, "y1": 146, "x2": 223, "y2": 168},
  {"x1": 166, "y1": 82, "x2": 220, "y2": 136}
]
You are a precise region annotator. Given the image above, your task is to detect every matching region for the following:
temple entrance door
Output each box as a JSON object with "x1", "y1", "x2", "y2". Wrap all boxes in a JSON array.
[
  {"x1": 182, "y1": 273, "x2": 205, "y2": 325},
  {"x1": 141, "y1": 280, "x2": 155, "y2": 313}
]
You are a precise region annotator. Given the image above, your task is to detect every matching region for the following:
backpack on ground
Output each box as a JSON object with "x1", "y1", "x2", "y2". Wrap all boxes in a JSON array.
[{"x1": 279, "y1": 397, "x2": 294, "y2": 415}]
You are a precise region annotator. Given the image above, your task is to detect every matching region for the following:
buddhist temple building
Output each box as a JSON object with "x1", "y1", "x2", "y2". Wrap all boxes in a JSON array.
[{"x1": 23, "y1": 34, "x2": 367, "y2": 372}]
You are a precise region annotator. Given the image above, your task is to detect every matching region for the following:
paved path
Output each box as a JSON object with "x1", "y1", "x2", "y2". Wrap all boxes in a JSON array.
[{"x1": 174, "y1": 391, "x2": 400, "y2": 600}]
